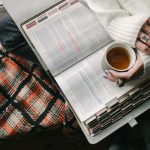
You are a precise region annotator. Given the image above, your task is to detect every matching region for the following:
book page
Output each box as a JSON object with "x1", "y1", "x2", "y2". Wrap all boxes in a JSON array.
[
  {"x1": 23, "y1": 0, "x2": 112, "y2": 76},
  {"x1": 55, "y1": 43, "x2": 147, "y2": 121}
]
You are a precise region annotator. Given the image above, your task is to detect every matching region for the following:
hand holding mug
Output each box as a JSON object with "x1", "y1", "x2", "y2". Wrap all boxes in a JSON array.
[
  {"x1": 103, "y1": 18, "x2": 150, "y2": 84},
  {"x1": 104, "y1": 54, "x2": 143, "y2": 82},
  {"x1": 102, "y1": 43, "x2": 143, "y2": 86},
  {"x1": 135, "y1": 18, "x2": 150, "y2": 54}
]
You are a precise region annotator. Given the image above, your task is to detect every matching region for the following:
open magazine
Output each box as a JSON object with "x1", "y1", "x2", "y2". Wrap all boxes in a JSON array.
[{"x1": 22, "y1": 0, "x2": 150, "y2": 137}]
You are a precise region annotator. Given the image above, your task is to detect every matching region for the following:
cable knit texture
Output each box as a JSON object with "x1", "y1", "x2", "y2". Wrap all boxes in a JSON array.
[{"x1": 108, "y1": 15, "x2": 149, "y2": 47}]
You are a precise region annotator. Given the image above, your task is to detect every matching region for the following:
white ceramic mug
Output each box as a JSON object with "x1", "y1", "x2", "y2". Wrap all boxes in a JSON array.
[{"x1": 102, "y1": 43, "x2": 137, "y2": 72}]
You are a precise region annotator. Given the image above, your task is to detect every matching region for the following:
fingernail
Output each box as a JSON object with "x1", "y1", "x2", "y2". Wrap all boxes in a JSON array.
[{"x1": 105, "y1": 70, "x2": 109, "y2": 74}]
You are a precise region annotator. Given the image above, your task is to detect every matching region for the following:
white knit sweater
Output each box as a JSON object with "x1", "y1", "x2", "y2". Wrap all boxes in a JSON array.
[{"x1": 82, "y1": 0, "x2": 150, "y2": 75}]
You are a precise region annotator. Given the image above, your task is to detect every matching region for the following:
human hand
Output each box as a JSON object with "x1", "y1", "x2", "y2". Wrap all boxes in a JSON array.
[
  {"x1": 103, "y1": 54, "x2": 144, "y2": 82},
  {"x1": 135, "y1": 18, "x2": 150, "y2": 54}
]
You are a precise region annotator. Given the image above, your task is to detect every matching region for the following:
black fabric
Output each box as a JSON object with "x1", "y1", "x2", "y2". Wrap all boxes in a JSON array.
[{"x1": 0, "y1": 15, "x2": 38, "y2": 63}]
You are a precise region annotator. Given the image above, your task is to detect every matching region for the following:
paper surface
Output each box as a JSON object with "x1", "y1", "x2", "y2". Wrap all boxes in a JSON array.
[
  {"x1": 56, "y1": 44, "x2": 147, "y2": 121},
  {"x1": 23, "y1": 1, "x2": 111, "y2": 76}
]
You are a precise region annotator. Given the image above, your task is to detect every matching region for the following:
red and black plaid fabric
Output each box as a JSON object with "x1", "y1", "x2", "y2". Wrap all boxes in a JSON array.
[{"x1": 0, "y1": 47, "x2": 79, "y2": 139}]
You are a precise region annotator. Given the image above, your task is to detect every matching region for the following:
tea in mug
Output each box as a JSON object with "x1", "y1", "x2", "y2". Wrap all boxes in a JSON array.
[{"x1": 106, "y1": 47, "x2": 131, "y2": 70}]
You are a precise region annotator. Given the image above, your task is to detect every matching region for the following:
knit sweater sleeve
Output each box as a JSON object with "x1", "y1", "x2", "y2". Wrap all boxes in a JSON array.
[{"x1": 82, "y1": 0, "x2": 149, "y2": 48}]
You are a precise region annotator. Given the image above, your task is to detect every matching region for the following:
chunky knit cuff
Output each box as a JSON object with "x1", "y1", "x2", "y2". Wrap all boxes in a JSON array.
[{"x1": 108, "y1": 14, "x2": 149, "y2": 47}]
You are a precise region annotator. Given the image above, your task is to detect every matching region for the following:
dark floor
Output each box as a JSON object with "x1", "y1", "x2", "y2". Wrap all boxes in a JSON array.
[
  {"x1": 0, "y1": 125, "x2": 147, "y2": 150},
  {"x1": 1, "y1": 110, "x2": 149, "y2": 150},
  {"x1": 0, "y1": 128, "x2": 115, "y2": 150}
]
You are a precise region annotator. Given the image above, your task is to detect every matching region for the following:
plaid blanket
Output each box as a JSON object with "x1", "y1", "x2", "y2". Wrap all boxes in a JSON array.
[{"x1": 0, "y1": 47, "x2": 79, "y2": 139}]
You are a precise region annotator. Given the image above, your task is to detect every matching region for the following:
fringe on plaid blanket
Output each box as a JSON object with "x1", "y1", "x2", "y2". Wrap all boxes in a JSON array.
[{"x1": 0, "y1": 46, "x2": 79, "y2": 139}]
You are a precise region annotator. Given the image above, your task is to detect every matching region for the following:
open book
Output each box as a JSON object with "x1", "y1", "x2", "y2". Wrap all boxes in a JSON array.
[{"x1": 22, "y1": 0, "x2": 150, "y2": 139}]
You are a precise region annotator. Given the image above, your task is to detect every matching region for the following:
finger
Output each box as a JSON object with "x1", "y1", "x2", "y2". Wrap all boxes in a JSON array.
[
  {"x1": 105, "y1": 71, "x2": 116, "y2": 82},
  {"x1": 109, "y1": 70, "x2": 131, "y2": 80},
  {"x1": 138, "y1": 31, "x2": 150, "y2": 47},
  {"x1": 135, "y1": 40, "x2": 150, "y2": 54},
  {"x1": 142, "y1": 24, "x2": 150, "y2": 35}
]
